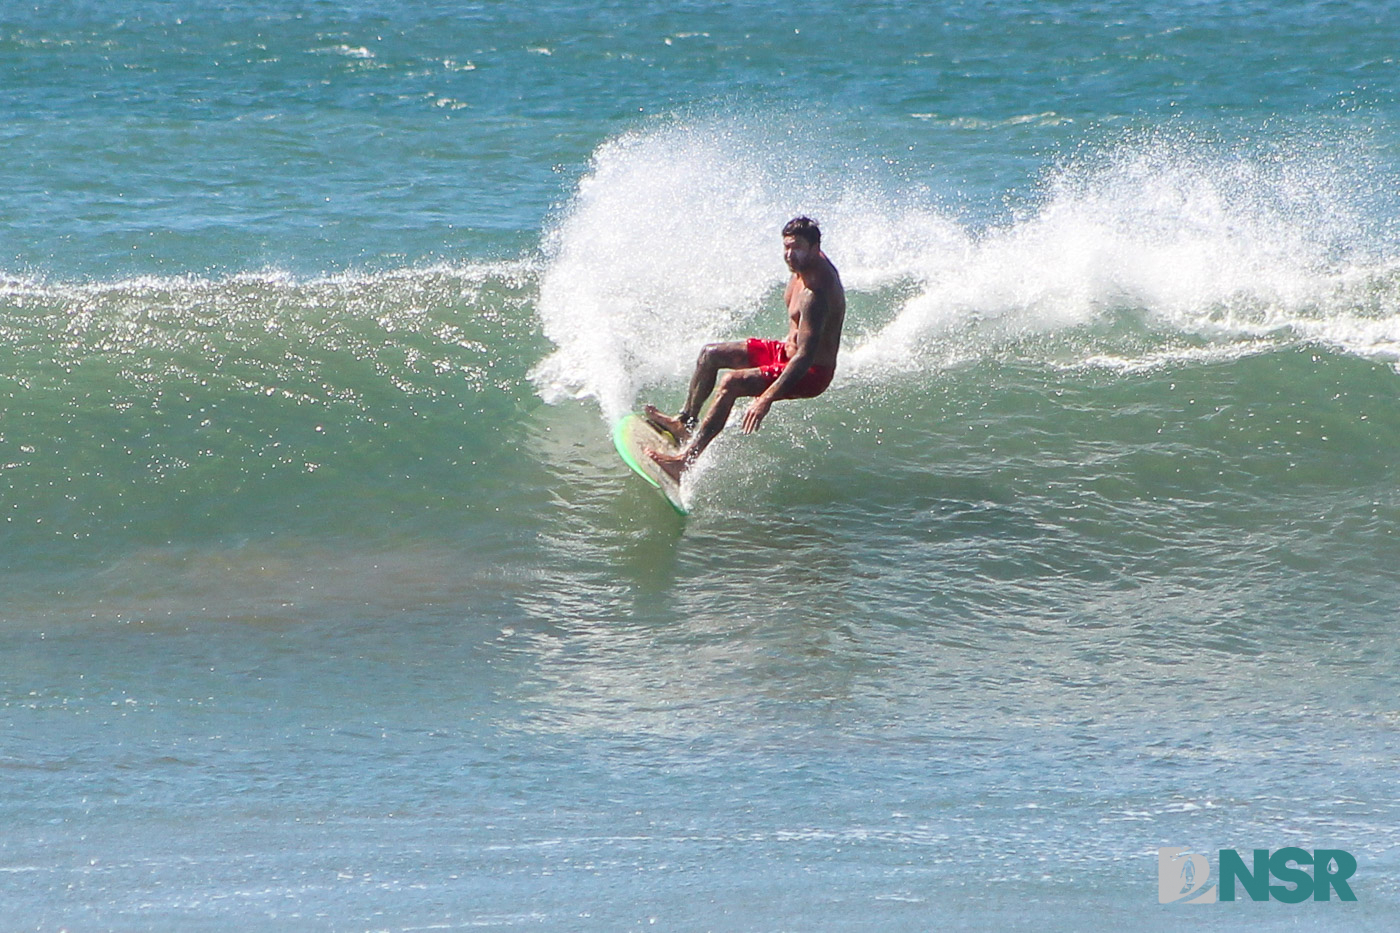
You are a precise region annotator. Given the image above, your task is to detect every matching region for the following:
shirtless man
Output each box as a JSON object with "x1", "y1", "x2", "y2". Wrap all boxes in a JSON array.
[{"x1": 646, "y1": 216, "x2": 846, "y2": 482}]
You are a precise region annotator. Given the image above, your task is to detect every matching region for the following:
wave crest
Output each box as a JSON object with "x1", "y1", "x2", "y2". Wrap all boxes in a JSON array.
[{"x1": 533, "y1": 118, "x2": 1400, "y2": 413}]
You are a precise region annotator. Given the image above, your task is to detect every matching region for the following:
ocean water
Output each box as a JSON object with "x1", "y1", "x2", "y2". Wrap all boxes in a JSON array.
[{"x1": 4, "y1": 1, "x2": 1400, "y2": 929}]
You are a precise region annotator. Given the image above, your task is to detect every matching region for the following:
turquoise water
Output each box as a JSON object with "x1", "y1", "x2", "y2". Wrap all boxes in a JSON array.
[{"x1": 4, "y1": 1, "x2": 1400, "y2": 929}]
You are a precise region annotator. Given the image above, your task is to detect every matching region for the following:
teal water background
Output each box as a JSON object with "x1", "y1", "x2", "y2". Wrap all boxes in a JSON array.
[{"x1": 4, "y1": 1, "x2": 1400, "y2": 929}]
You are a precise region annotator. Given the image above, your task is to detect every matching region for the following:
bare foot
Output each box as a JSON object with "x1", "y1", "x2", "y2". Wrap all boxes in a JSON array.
[
  {"x1": 643, "y1": 405, "x2": 692, "y2": 443},
  {"x1": 645, "y1": 446, "x2": 688, "y2": 484}
]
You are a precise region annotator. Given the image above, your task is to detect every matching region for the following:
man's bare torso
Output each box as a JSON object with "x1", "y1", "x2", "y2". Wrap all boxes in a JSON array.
[{"x1": 782, "y1": 252, "x2": 846, "y2": 369}]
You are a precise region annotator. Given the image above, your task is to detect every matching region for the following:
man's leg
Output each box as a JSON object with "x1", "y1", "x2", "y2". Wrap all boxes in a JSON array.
[
  {"x1": 646, "y1": 341, "x2": 750, "y2": 441},
  {"x1": 648, "y1": 368, "x2": 772, "y2": 482}
]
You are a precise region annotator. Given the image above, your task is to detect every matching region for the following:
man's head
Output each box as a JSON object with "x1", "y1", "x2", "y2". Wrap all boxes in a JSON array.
[{"x1": 782, "y1": 216, "x2": 821, "y2": 272}]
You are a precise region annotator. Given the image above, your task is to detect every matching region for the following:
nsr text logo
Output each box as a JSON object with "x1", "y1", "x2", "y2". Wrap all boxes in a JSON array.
[{"x1": 1159, "y1": 847, "x2": 1357, "y2": 904}]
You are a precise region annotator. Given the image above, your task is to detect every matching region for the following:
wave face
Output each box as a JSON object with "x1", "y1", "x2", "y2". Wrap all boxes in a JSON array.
[{"x1": 0, "y1": 264, "x2": 543, "y2": 567}]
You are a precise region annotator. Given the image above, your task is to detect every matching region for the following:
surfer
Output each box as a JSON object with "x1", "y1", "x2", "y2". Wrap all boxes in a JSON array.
[{"x1": 645, "y1": 216, "x2": 845, "y2": 481}]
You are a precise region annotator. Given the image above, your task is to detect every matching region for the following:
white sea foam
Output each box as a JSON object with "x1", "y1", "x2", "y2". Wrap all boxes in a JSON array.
[
  {"x1": 529, "y1": 117, "x2": 968, "y2": 420},
  {"x1": 0, "y1": 259, "x2": 539, "y2": 305},
  {"x1": 532, "y1": 118, "x2": 1400, "y2": 415},
  {"x1": 529, "y1": 125, "x2": 782, "y2": 420},
  {"x1": 853, "y1": 137, "x2": 1397, "y2": 373}
]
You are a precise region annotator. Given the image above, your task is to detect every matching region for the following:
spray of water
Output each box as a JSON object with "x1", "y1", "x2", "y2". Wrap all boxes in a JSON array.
[{"x1": 532, "y1": 116, "x2": 1400, "y2": 420}]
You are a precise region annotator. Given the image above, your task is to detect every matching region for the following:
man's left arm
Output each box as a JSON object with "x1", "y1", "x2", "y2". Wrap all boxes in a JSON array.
[{"x1": 741, "y1": 289, "x2": 827, "y2": 434}]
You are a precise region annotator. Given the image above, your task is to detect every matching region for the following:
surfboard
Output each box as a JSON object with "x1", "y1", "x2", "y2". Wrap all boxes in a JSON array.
[{"x1": 612, "y1": 413, "x2": 689, "y2": 515}]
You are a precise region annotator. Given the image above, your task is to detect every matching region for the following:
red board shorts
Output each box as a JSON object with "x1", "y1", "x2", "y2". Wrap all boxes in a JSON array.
[{"x1": 746, "y1": 338, "x2": 835, "y2": 399}]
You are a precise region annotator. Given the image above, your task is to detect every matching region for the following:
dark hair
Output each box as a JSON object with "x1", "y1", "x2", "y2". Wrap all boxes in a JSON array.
[{"x1": 782, "y1": 216, "x2": 821, "y2": 246}]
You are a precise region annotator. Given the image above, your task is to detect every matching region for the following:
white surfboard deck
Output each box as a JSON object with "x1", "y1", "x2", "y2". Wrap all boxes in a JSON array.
[{"x1": 612, "y1": 413, "x2": 688, "y2": 515}]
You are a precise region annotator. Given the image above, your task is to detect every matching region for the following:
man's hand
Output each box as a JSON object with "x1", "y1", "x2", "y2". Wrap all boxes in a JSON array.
[{"x1": 741, "y1": 396, "x2": 772, "y2": 434}]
